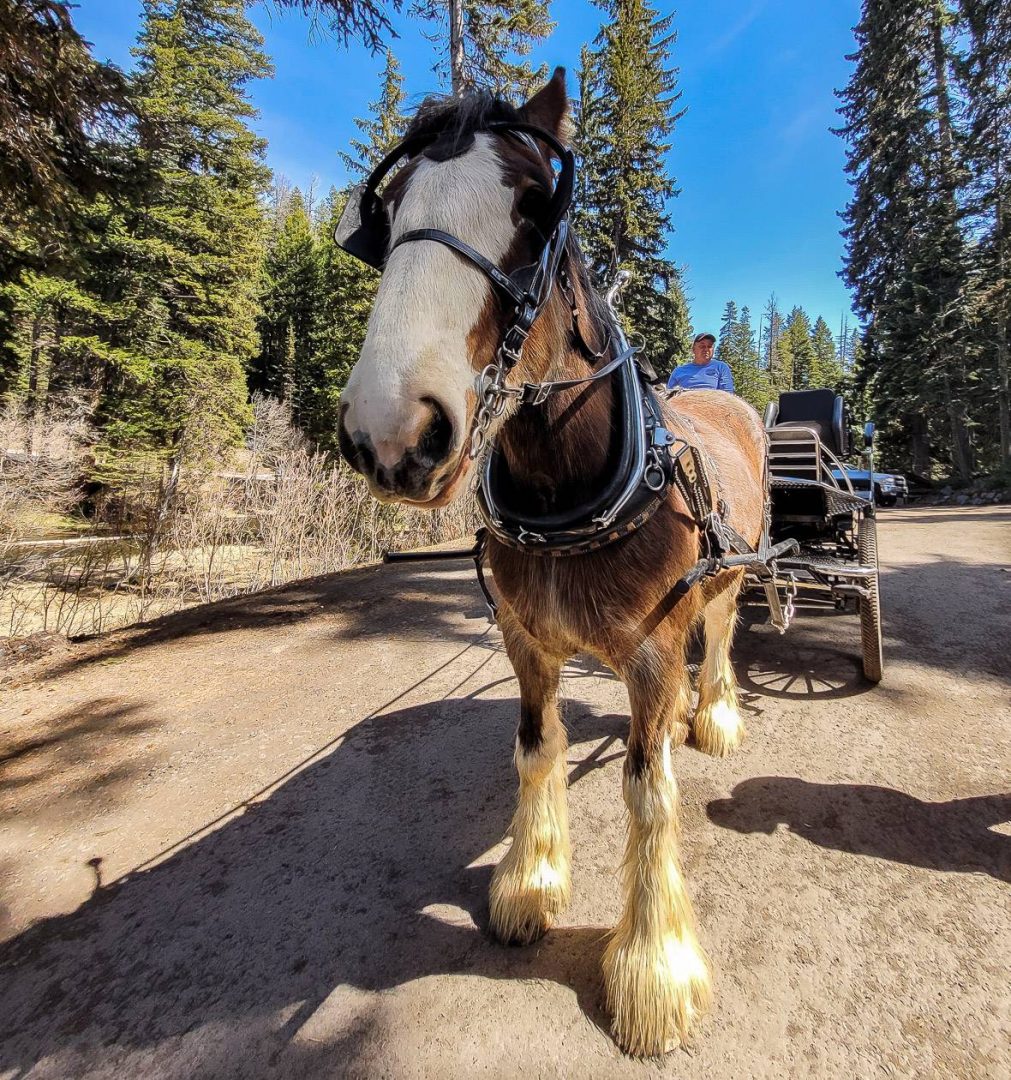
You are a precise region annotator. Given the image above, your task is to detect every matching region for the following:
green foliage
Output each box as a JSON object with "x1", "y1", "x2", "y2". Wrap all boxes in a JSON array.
[
  {"x1": 338, "y1": 50, "x2": 408, "y2": 175},
  {"x1": 810, "y1": 315, "x2": 845, "y2": 390},
  {"x1": 574, "y1": 0, "x2": 690, "y2": 373},
  {"x1": 0, "y1": 0, "x2": 131, "y2": 276},
  {"x1": 837, "y1": 0, "x2": 992, "y2": 480},
  {"x1": 781, "y1": 307, "x2": 815, "y2": 390},
  {"x1": 716, "y1": 301, "x2": 770, "y2": 411},
  {"x1": 413, "y1": 0, "x2": 554, "y2": 98},
  {"x1": 85, "y1": 0, "x2": 272, "y2": 460},
  {"x1": 253, "y1": 189, "x2": 318, "y2": 411}
]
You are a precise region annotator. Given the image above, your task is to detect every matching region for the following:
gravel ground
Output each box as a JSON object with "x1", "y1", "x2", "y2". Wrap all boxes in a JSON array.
[{"x1": 0, "y1": 504, "x2": 1008, "y2": 1079}]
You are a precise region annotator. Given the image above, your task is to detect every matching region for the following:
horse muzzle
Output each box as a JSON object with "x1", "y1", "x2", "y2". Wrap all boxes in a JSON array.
[{"x1": 338, "y1": 396, "x2": 460, "y2": 503}]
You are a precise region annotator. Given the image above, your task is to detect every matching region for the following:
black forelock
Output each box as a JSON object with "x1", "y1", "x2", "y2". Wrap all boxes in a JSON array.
[{"x1": 403, "y1": 89, "x2": 522, "y2": 156}]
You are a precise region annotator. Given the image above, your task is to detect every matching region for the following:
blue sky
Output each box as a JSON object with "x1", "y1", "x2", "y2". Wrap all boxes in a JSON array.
[{"x1": 75, "y1": 0, "x2": 861, "y2": 340}]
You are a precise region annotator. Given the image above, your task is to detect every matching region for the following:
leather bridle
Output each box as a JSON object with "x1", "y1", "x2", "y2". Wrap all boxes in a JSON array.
[{"x1": 335, "y1": 117, "x2": 686, "y2": 556}]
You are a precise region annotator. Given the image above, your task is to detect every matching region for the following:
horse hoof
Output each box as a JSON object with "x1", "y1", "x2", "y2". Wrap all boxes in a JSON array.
[
  {"x1": 693, "y1": 698, "x2": 746, "y2": 757},
  {"x1": 489, "y1": 858, "x2": 571, "y2": 946},
  {"x1": 603, "y1": 927, "x2": 711, "y2": 1057}
]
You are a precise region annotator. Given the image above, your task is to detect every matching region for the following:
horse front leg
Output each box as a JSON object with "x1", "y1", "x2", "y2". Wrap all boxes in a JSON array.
[
  {"x1": 489, "y1": 604, "x2": 571, "y2": 946},
  {"x1": 694, "y1": 573, "x2": 747, "y2": 757},
  {"x1": 604, "y1": 640, "x2": 711, "y2": 1057}
]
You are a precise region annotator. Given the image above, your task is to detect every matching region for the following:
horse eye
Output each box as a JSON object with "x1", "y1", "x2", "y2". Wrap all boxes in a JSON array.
[{"x1": 518, "y1": 187, "x2": 550, "y2": 223}]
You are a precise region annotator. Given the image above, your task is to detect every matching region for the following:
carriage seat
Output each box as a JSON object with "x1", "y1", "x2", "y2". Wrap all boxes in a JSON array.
[{"x1": 763, "y1": 389, "x2": 848, "y2": 458}]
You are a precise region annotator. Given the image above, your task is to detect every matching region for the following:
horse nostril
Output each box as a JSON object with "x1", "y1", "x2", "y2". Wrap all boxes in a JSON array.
[
  {"x1": 337, "y1": 407, "x2": 375, "y2": 477},
  {"x1": 415, "y1": 397, "x2": 454, "y2": 467}
]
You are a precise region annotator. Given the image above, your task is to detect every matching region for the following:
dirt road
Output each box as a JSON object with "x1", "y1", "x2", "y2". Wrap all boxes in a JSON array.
[{"x1": 1, "y1": 505, "x2": 1008, "y2": 1079}]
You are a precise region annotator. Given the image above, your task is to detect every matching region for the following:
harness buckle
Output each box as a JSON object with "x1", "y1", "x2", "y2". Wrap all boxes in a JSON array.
[
  {"x1": 522, "y1": 383, "x2": 552, "y2": 406},
  {"x1": 516, "y1": 527, "x2": 546, "y2": 545}
]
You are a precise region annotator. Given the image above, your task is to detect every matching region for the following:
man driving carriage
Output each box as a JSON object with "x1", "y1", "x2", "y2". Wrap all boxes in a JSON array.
[{"x1": 667, "y1": 331, "x2": 736, "y2": 393}]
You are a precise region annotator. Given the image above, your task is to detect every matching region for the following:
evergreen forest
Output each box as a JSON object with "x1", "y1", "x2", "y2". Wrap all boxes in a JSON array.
[{"x1": 2, "y1": 0, "x2": 1009, "y2": 547}]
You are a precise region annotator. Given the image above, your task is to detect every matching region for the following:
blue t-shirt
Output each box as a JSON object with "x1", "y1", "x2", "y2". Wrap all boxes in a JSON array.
[{"x1": 667, "y1": 360, "x2": 735, "y2": 393}]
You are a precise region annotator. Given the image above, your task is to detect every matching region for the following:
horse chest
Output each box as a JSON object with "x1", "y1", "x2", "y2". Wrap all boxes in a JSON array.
[{"x1": 495, "y1": 555, "x2": 609, "y2": 652}]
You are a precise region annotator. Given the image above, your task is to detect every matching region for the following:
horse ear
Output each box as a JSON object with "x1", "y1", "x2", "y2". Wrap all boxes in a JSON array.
[{"x1": 520, "y1": 67, "x2": 570, "y2": 143}]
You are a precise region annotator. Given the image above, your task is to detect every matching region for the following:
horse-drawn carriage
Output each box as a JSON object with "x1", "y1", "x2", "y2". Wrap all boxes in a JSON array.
[
  {"x1": 751, "y1": 386, "x2": 884, "y2": 682},
  {"x1": 341, "y1": 74, "x2": 887, "y2": 1055}
]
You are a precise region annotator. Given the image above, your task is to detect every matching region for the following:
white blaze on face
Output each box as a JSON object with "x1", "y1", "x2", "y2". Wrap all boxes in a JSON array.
[{"x1": 343, "y1": 134, "x2": 516, "y2": 469}]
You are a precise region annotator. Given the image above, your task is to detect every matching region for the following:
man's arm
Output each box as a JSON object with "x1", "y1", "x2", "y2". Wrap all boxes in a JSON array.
[
  {"x1": 667, "y1": 367, "x2": 681, "y2": 390},
  {"x1": 718, "y1": 363, "x2": 735, "y2": 392}
]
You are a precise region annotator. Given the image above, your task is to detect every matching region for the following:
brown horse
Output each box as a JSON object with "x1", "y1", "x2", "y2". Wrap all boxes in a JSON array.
[{"x1": 337, "y1": 69, "x2": 767, "y2": 1057}]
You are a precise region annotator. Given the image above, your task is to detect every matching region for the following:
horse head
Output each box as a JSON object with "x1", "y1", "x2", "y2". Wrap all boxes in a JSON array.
[{"x1": 336, "y1": 69, "x2": 571, "y2": 506}]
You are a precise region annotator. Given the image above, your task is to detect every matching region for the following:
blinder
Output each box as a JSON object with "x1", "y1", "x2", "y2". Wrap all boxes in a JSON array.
[{"x1": 334, "y1": 121, "x2": 575, "y2": 282}]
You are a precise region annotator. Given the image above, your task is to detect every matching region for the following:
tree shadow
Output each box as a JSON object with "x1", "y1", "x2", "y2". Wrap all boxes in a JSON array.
[
  {"x1": 0, "y1": 696, "x2": 623, "y2": 1077},
  {"x1": 0, "y1": 697, "x2": 158, "y2": 823},
  {"x1": 21, "y1": 561, "x2": 490, "y2": 684},
  {"x1": 707, "y1": 777, "x2": 1011, "y2": 882}
]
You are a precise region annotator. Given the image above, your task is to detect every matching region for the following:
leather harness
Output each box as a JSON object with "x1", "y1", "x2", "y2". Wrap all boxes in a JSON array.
[{"x1": 335, "y1": 118, "x2": 767, "y2": 608}]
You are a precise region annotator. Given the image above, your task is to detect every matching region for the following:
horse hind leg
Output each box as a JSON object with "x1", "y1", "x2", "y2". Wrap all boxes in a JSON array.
[
  {"x1": 489, "y1": 605, "x2": 571, "y2": 946},
  {"x1": 604, "y1": 639, "x2": 711, "y2": 1057},
  {"x1": 693, "y1": 575, "x2": 747, "y2": 757}
]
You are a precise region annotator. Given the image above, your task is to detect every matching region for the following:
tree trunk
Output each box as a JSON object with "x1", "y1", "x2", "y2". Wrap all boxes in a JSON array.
[
  {"x1": 449, "y1": 0, "x2": 465, "y2": 96},
  {"x1": 995, "y1": 143, "x2": 1011, "y2": 465},
  {"x1": 909, "y1": 413, "x2": 932, "y2": 479}
]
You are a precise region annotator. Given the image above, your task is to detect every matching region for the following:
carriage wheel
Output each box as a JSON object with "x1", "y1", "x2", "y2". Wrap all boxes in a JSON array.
[{"x1": 857, "y1": 516, "x2": 883, "y2": 683}]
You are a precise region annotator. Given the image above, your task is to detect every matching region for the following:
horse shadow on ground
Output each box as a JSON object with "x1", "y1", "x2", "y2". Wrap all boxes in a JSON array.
[
  {"x1": 0, "y1": 696, "x2": 618, "y2": 1078},
  {"x1": 708, "y1": 777, "x2": 1011, "y2": 883}
]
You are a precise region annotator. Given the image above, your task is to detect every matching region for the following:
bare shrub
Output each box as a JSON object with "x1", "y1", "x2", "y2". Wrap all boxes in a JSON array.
[{"x1": 1, "y1": 394, "x2": 479, "y2": 641}]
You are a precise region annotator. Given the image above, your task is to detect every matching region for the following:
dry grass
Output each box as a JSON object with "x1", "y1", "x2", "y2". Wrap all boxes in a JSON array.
[{"x1": 1, "y1": 396, "x2": 478, "y2": 641}]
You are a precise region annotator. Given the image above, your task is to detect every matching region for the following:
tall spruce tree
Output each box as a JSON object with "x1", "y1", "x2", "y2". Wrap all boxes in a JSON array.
[
  {"x1": 575, "y1": 0, "x2": 690, "y2": 370},
  {"x1": 253, "y1": 189, "x2": 318, "y2": 414},
  {"x1": 810, "y1": 315, "x2": 844, "y2": 390},
  {"x1": 716, "y1": 300, "x2": 768, "y2": 410},
  {"x1": 961, "y1": 0, "x2": 1011, "y2": 468},
  {"x1": 413, "y1": 1, "x2": 554, "y2": 97},
  {"x1": 338, "y1": 50, "x2": 408, "y2": 175},
  {"x1": 838, "y1": 0, "x2": 976, "y2": 480},
  {"x1": 760, "y1": 294, "x2": 786, "y2": 388},
  {"x1": 782, "y1": 306, "x2": 816, "y2": 390},
  {"x1": 78, "y1": 0, "x2": 270, "y2": 465},
  {"x1": 0, "y1": 0, "x2": 131, "y2": 276}
]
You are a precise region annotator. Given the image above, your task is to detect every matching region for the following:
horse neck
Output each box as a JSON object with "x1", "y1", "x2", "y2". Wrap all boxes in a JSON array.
[{"x1": 495, "y1": 269, "x2": 618, "y2": 500}]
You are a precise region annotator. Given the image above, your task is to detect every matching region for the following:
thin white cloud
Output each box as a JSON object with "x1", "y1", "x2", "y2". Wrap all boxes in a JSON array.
[{"x1": 704, "y1": 1, "x2": 768, "y2": 57}]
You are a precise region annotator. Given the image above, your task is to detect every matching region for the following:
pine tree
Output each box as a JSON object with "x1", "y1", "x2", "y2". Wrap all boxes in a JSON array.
[
  {"x1": 338, "y1": 50, "x2": 408, "y2": 175},
  {"x1": 782, "y1": 306, "x2": 816, "y2": 390},
  {"x1": 760, "y1": 294, "x2": 787, "y2": 388},
  {"x1": 413, "y1": 1, "x2": 554, "y2": 98},
  {"x1": 0, "y1": 0, "x2": 130, "y2": 276},
  {"x1": 810, "y1": 315, "x2": 844, "y2": 390},
  {"x1": 83, "y1": 0, "x2": 271, "y2": 465},
  {"x1": 837, "y1": 0, "x2": 976, "y2": 481},
  {"x1": 961, "y1": 0, "x2": 1011, "y2": 468},
  {"x1": 576, "y1": 0, "x2": 690, "y2": 368},
  {"x1": 253, "y1": 189, "x2": 318, "y2": 416},
  {"x1": 716, "y1": 302, "x2": 769, "y2": 411}
]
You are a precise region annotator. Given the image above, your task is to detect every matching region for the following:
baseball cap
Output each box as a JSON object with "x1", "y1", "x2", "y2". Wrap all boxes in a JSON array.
[{"x1": 693, "y1": 332, "x2": 716, "y2": 344}]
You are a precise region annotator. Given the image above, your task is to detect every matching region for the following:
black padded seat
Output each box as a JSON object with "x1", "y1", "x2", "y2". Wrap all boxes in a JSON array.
[{"x1": 772, "y1": 389, "x2": 847, "y2": 457}]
